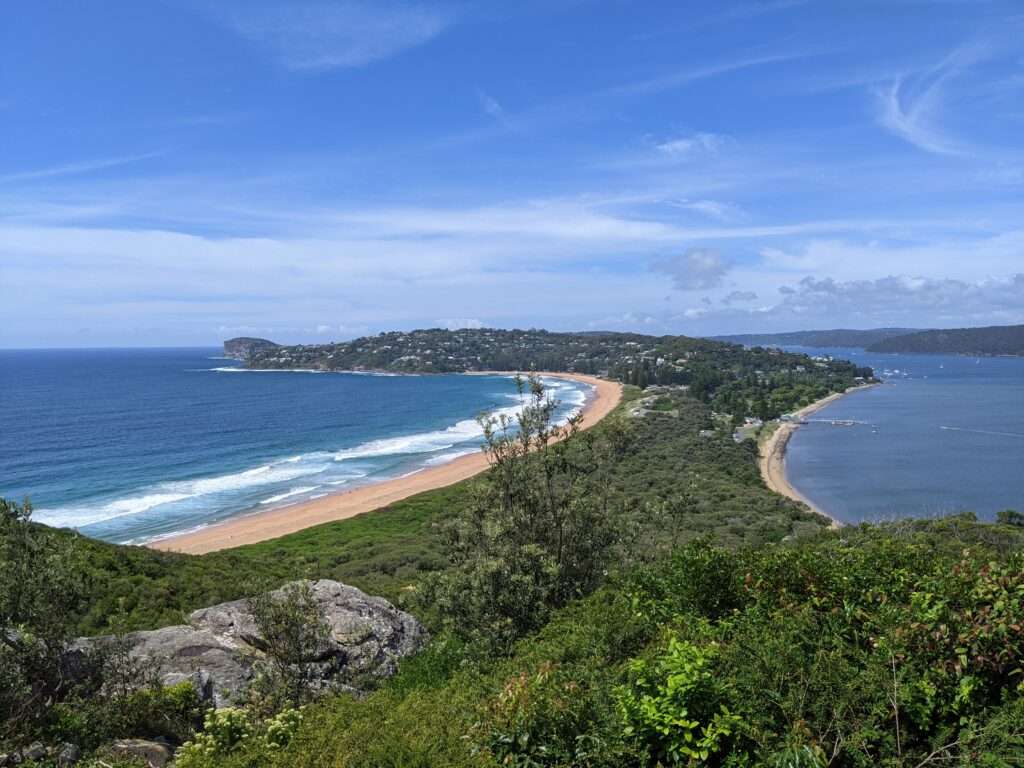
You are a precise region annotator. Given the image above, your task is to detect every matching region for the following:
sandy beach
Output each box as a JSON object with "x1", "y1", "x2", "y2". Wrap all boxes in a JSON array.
[
  {"x1": 759, "y1": 383, "x2": 878, "y2": 528},
  {"x1": 152, "y1": 372, "x2": 623, "y2": 554}
]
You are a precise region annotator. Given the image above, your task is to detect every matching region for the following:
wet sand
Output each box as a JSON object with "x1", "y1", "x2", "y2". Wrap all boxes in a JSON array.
[{"x1": 151, "y1": 372, "x2": 623, "y2": 554}]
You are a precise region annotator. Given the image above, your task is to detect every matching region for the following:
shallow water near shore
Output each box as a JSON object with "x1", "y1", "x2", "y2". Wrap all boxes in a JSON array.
[
  {"x1": 783, "y1": 347, "x2": 1024, "y2": 523},
  {"x1": 0, "y1": 348, "x2": 590, "y2": 544}
]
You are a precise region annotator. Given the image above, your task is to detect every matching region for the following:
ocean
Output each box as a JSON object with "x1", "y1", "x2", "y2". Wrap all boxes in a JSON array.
[
  {"x1": 0, "y1": 348, "x2": 591, "y2": 544},
  {"x1": 784, "y1": 347, "x2": 1024, "y2": 523}
]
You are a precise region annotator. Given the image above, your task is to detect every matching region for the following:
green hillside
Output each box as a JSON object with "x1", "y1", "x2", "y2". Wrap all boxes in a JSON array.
[
  {"x1": 867, "y1": 324, "x2": 1024, "y2": 356},
  {"x1": 713, "y1": 328, "x2": 921, "y2": 349}
]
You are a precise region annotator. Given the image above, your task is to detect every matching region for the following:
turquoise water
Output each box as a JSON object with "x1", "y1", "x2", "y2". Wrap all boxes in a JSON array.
[
  {"x1": 784, "y1": 348, "x2": 1024, "y2": 523},
  {"x1": 0, "y1": 349, "x2": 591, "y2": 544}
]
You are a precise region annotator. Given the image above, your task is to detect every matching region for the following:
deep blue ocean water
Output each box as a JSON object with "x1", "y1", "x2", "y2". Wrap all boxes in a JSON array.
[
  {"x1": 0, "y1": 349, "x2": 590, "y2": 544},
  {"x1": 784, "y1": 347, "x2": 1024, "y2": 523}
]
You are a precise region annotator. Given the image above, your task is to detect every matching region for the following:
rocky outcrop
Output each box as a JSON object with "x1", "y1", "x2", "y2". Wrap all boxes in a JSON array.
[
  {"x1": 222, "y1": 337, "x2": 279, "y2": 360},
  {"x1": 109, "y1": 739, "x2": 172, "y2": 768},
  {"x1": 71, "y1": 580, "x2": 427, "y2": 708}
]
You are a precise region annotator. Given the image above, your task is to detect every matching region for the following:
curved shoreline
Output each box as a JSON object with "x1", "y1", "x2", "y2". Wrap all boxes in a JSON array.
[
  {"x1": 759, "y1": 383, "x2": 878, "y2": 528},
  {"x1": 151, "y1": 372, "x2": 623, "y2": 555}
]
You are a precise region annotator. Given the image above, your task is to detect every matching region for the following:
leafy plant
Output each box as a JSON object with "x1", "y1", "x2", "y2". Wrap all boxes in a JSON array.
[{"x1": 617, "y1": 636, "x2": 742, "y2": 765}]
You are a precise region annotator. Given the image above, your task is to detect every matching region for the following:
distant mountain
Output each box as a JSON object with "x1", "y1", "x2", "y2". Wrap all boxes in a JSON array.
[
  {"x1": 712, "y1": 328, "x2": 921, "y2": 349},
  {"x1": 223, "y1": 337, "x2": 280, "y2": 360},
  {"x1": 867, "y1": 324, "x2": 1024, "y2": 356}
]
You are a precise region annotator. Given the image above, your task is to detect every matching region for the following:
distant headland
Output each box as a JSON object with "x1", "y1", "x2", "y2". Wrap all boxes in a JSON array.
[
  {"x1": 223, "y1": 336, "x2": 280, "y2": 360},
  {"x1": 712, "y1": 328, "x2": 920, "y2": 349},
  {"x1": 866, "y1": 324, "x2": 1024, "y2": 356},
  {"x1": 713, "y1": 323, "x2": 1024, "y2": 357}
]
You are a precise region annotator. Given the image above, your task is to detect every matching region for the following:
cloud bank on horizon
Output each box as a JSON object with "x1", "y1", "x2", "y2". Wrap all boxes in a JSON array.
[{"x1": 1, "y1": 0, "x2": 1023, "y2": 346}]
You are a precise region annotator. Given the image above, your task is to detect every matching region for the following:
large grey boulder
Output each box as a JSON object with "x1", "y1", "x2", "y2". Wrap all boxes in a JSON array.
[{"x1": 73, "y1": 580, "x2": 427, "y2": 707}]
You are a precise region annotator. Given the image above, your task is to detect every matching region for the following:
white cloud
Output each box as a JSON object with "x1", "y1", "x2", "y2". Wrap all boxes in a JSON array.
[
  {"x1": 220, "y1": 1, "x2": 453, "y2": 71},
  {"x1": 653, "y1": 248, "x2": 731, "y2": 290},
  {"x1": 670, "y1": 199, "x2": 742, "y2": 221},
  {"x1": 771, "y1": 273, "x2": 1024, "y2": 323},
  {"x1": 441, "y1": 317, "x2": 483, "y2": 330},
  {"x1": 655, "y1": 132, "x2": 726, "y2": 159}
]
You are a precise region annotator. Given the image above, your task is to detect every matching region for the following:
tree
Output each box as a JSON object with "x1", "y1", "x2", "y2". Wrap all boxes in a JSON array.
[
  {"x1": 0, "y1": 498, "x2": 90, "y2": 738},
  {"x1": 422, "y1": 375, "x2": 627, "y2": 654},
  {"x1": 996, "y1": 509, "x2": 1024, "y2": 527},
  {"x1": 248, "y1": 582, "x2": 330, "y2": 712}
]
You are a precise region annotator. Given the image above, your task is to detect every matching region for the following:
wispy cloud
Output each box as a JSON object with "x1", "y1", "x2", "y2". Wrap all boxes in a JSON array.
[
  {"x1": 0, "y1": 152, "x2": 164, "y2": 185},
  {"x1": 654, "y1": 132, "x2": 727, "y2": 159},
  {"x1": 219, "y1": 1, "x2": 454, "y2": 71},
  {"x1": 476, "y1": 90, "x2": 519, "y2": 131},
  {"x1": 875, "y1": 40, "x2": 992, "y2": 156},
  {"x1": 438, "y1": 49, "x2": 816, "y2": 146},
  {"x1": 612, "y1": 49, "x2": 818, "y2": 96},
  {"x1": 878, "y1": 78, "x2": 966, "y2": 156}
]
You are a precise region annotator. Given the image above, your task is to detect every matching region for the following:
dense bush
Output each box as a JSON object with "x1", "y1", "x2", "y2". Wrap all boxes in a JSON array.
[{"x1": 200, "y1": 521, "x2": 1024, "y2": 767}]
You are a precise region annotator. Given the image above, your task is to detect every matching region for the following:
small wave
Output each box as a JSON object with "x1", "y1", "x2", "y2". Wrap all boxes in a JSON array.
[
  {"x1": 34, "y1": 492, "x2": 190, "y2": 528},
  {"x1": 176, "y1": 462, "x2": 328, "y2": 496},
  {"x1": 332, "y1": 404, "x2": 521, "y2": 462},
  {"x1": 37, "y1": 459, "x2": 329, "y2": 528},
  {"x1": 423, "y1": 448, "x2": 478, "y2": 466},
  {"x1": 260, "y1": 486, "x2": 320, "y2": 505}
]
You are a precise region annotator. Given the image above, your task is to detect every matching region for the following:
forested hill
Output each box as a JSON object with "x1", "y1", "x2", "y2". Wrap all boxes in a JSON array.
[
  {"x1": 244, "y1": 328, "x2": 875, "y2": 421},
  {"x1": 713, "y1": 327, "x2": 920, "y2": 348},
  {"x1": 223, "y1": 336, "x2": 279, "y2": 360},
  {"x1": 867, "y1": 324, "x2": 1024, "y2": 356}
]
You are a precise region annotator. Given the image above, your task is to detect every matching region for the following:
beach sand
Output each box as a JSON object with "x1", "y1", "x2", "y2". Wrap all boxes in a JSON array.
[
  {"x1": 759, "y1": 383, "x2": 878, "y2": 528},
  {"x1": 151, "y1": 372, "x2": 623, "y2": 554}
]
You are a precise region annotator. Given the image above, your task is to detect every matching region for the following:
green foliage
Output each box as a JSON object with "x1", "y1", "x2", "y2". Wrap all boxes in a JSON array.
[
  {"x1": 617, "y1": 636, "x2": 742, "y2": 766},
  {"x1": 420, "y1": 376, "x2": 629, "y2": 654},
  {"x1": 996, "y1": 509, "x2": 1024, "y2": 527},
  {"x1": 264, "y1": 707, "x2": 305, "y2": 750},
  {"x1": 46, "y1": 681, "x2": 205, "y2": 752},
  {"x1": 0, "y1": 498, "x2": 91, "y2": 738},
  {"x1": 176, "y1": 707, "x2": 254, "y2": 766},
  {"x1": 248, "y1": 582, "x2": 331, "y2": 712}
]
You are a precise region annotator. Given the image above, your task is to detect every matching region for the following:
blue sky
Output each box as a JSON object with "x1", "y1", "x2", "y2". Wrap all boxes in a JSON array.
[{"x1": 2, "y1": 0, "x2": 1023, "y2": 347}]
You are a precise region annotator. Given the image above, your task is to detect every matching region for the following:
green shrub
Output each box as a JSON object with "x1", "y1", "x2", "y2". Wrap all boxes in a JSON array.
[
  {"x1": 176, "y1": 707, "x2": 254, "y2": 766},
  {"x1": 617, "y1": 635, "x2": 743, "y2": 765}
]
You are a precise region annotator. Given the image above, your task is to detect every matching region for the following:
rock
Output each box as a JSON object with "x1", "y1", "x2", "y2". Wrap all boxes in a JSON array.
[
  {"x1": 56, "y1": 743, "x2": 81, "y2": 766},
  {"x1": 70, "y1": 580, "x2": 427, "y2": 707},
  {"x1": 21, "y1": 743, "x2": 45, "y2": 761},
  {"x1": 109, "y1": 739, "x2": 172, "y2": 768}
]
